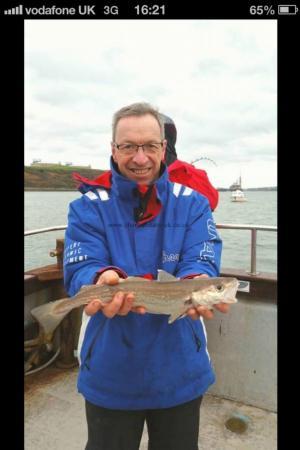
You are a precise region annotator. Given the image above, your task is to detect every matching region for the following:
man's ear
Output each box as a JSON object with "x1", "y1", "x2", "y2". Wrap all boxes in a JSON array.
[
  {"x1": 162, "y1": 139, "x2": 167, "y2": 161},
  {"x1": 111, "y1": 142, "x2": 117, "y2": 162}
]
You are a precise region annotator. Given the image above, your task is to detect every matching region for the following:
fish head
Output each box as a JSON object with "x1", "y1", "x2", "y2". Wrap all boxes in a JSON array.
[{"x1": 191, "y1": 277, "x2": 239, "y2": 307}]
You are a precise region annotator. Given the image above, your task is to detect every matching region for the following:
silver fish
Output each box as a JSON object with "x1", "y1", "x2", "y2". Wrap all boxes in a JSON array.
[{"x1": 30, "y1": 270, "x2": 238, "y2": 339}]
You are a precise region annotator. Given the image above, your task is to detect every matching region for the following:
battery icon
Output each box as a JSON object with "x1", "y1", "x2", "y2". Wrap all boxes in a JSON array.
[{"x1": 278, "y1": 5, "x2": 299, "y2": 14}]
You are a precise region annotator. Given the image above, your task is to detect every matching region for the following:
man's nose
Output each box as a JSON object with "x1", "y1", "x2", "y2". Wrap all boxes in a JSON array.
[{"x1": 132, "y1": 147, "x2": 149, "y2": 164}]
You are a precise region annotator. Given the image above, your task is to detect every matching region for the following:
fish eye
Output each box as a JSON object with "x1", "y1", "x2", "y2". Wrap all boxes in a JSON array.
[{"x1": 216, "y1": 285, "x2": 224, "y2": 291}]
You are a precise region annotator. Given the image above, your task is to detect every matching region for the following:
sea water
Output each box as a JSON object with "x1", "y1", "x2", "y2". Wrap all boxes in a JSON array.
[{"x1": 25, "y1": 191, "x2": 277, "y2": 273}]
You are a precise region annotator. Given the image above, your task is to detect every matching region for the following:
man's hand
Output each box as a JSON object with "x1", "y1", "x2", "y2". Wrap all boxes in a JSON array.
[
  {"x1": 84, "y1": 270, "x2": 146, "y2": 318},
  {"x1": 187, "y1": 274, "x2": 230, "y2": 320}
]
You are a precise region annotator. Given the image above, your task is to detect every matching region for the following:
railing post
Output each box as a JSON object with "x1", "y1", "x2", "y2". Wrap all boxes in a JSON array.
[
  {"x1": 49, "y1": 238, "x2": 64, "y2": 268},
  {"x1": 249, "y1": 229, "x2": 258, "y2": 275}
]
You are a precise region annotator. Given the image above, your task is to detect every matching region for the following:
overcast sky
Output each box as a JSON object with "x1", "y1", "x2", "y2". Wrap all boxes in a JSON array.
[{"x1": 25, "y1": 20, "x2": 277, "y2": 188}]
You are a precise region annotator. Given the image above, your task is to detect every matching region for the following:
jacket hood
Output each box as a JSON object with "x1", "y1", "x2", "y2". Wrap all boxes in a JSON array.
[{"x1": 160, "y1": 113, "x2": 178, "y2": 166}]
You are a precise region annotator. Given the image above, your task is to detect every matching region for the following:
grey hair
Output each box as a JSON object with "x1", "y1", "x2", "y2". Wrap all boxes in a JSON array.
[{"x1": 112, "y1": 102, "x2": 165, "y2": 140}]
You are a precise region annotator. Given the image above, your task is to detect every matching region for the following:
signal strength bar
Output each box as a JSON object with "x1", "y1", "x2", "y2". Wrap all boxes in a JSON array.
[{"x1": 4, "y1": 5, "x2": 23, "y2": 15}]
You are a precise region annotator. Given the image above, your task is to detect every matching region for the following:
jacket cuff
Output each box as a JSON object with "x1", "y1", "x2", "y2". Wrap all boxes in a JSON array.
[{"x1": 93, "y1": 266, "x2": 128, "y2": 284}]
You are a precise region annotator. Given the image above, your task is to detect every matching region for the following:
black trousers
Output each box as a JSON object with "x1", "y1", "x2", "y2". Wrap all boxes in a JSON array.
[{"x1": 85, "y1": 396, "x2": 203, "y2": 450}]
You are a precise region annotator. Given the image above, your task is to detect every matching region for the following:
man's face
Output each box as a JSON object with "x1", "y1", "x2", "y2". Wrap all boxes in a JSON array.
[{"x1": 112, "y1": 114, "x2": 166, "y2": 185}]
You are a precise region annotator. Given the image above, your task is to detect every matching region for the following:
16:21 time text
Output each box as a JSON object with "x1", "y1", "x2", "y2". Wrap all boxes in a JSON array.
[{"x1": 134, "y1": 4, "x2": 166, "y2": 15}]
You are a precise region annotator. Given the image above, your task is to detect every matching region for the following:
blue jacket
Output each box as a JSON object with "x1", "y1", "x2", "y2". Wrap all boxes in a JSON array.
[{"x1": 64, "y1": 161, "x2": 222, "y2": 410}]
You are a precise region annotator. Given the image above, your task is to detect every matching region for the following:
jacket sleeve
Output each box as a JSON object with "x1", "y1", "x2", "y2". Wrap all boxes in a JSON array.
[
  {"x1": 63, "y1": 195, "x2": 125, "y2": 296},
  {"x1": 175, "y1": 194, "x2": 222, "y2": 278}
]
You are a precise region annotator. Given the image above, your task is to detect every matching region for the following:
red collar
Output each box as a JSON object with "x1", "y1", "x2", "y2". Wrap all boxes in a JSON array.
[
  {"x1": 73, "y1": 171, "x2": 162, "y2": 225},
  {"x1": 134, "y1": 184, "x2": 162, "y2": 225},
  {"x1": 72, "y1": 170, "x2": 112, "y2": 189}
]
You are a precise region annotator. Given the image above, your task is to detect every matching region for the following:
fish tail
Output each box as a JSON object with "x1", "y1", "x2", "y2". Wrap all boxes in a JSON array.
[{"x1": 30, "y1": 297, "x2": 71, "y2": 337}]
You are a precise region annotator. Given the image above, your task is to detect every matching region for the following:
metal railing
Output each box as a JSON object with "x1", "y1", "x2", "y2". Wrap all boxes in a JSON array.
[
  {"x1": 25, "y1": 223, "x2": 277, "y2": 276},
  {"x1": 24, "y1": 226, "x2": 67, "y2": 236},
  {"x1": 216, "y1": 224, "x2": 277, "y2": 275}
]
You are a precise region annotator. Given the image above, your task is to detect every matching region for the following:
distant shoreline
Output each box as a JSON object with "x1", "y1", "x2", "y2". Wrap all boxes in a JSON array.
[
  {"x1": 25, "y1": 187, "x2": 277, "y2": 192},
  {"x1": 24, "y1": 165, "x2": 277, "y2": 192},
  {"x1": 25, "y1": 188, "x2": 77, "y2": 192},
  {"x1": 218, "y1": 188, "x2": 277, "y2": 192},
  {"x1": 24, "y1": 165, "x2": 104, "y2": 191}
]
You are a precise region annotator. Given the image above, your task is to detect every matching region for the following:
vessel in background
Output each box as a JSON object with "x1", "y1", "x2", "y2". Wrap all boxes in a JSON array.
[{"x1": 230, "y1": 176, "x2": 247, "y2": 202}]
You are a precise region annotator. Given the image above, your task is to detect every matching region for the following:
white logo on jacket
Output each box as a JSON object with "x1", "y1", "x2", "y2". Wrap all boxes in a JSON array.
[
  {"x1": 64, "y1": 241, "x2": 88, "y2": 264},
  {"x1": 207, "y1": 218, "x2": 218, "y2": 239},
  {"x1": 199, "y1": 242, "x2": 215, "y2": 261},
  {"x1": 162, "y1": 250, "x2": 180, "y2": 263}
]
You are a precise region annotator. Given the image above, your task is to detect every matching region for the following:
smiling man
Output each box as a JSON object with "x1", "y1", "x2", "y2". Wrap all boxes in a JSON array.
[
  {"x1": 112, "y1": 111, "x2": 167, "y2": 184},
  {"x1": 64, "y1": 102, "x2": 229, "y2": 450}
]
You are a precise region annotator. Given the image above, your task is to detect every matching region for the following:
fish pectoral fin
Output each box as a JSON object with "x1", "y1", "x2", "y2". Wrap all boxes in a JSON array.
[
  {"x1": 157, "y1": 270, "x2": 178, "y2": 282},
  {"x1": 168, "y1": 309, "x2": 187, "y2": 324},
  {"x1": 168, "y1": 296, "x2": 194, "y2": 323}
]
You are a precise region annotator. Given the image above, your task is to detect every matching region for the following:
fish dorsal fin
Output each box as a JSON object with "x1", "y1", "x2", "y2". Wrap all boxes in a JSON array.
[
  {"x1": 80, "y1": 285, "x2": 92, "y2": 290},
  {"x1": 157, "y1": 270, "x2": 178, "y2": 282}
]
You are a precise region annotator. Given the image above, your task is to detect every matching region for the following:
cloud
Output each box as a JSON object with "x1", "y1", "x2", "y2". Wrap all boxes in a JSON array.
[{"x1": 25, "y1": 20, "x2": 277, "y2": 188}]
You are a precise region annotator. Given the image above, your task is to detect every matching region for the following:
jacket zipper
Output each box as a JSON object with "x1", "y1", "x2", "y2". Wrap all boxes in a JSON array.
[{"x1": 83, "y1": 319, "x2": 106, "y2": 370}]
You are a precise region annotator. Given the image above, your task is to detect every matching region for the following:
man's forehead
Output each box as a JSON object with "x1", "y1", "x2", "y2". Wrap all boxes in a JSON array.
[{"x1": 116, "y1": 114, "x2": 161, "y2": 134}]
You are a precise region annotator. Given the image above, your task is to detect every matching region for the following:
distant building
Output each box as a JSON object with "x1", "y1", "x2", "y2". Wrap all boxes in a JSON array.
[
  {"x1": 31, "y1": 159, "x2": 42, "y2": 165},
  {"x1": 30, "y1": 161, "x2": 92, "y2": 169},
  {"x1": 30, "y1": 162, "x2": 59, "y2": 167}
]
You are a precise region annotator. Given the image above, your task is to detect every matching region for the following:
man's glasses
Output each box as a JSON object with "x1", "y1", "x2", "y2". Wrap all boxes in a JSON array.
[{"x1": 114, "y1": 142, "x2": 163, "y2": 156}]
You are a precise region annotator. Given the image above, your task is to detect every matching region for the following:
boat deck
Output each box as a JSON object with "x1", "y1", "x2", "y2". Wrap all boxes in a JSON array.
[{"x1": 25, "y1": 365, "x2": 277, "y2": 450}]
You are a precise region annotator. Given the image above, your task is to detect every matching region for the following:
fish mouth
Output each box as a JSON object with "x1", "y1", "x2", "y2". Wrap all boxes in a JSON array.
[
  {"x1": 223, "y1": 296, "x2": 238, "y2": 304},
  {"x1": 222, "y1": 282, "x2": 239, "y2": 303}
]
